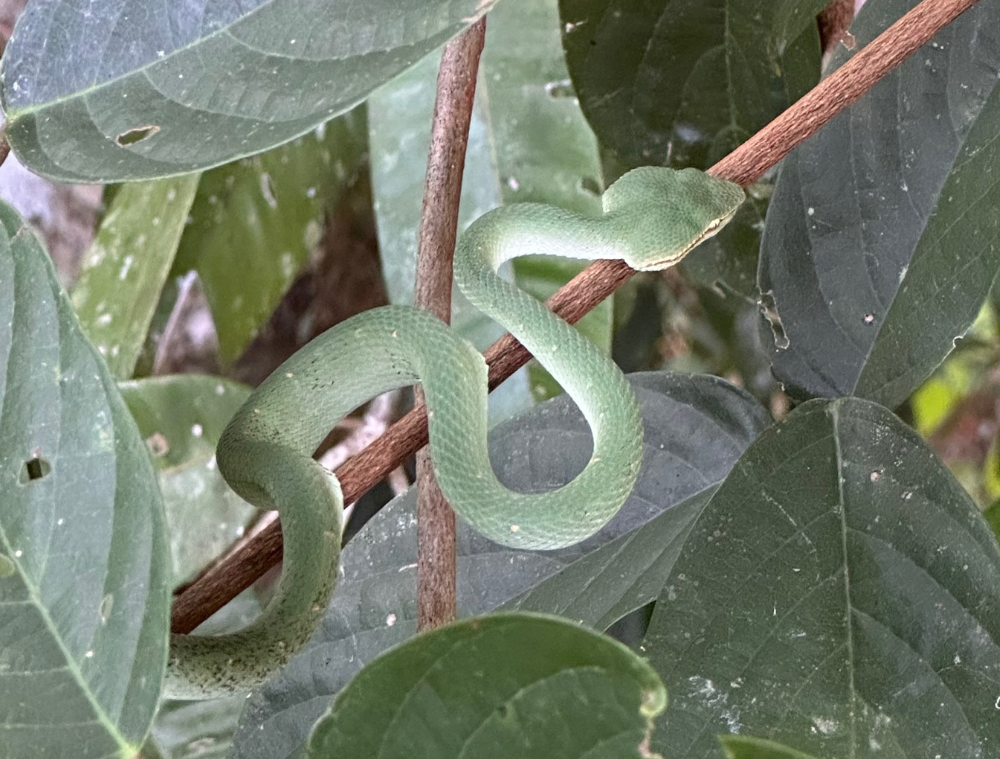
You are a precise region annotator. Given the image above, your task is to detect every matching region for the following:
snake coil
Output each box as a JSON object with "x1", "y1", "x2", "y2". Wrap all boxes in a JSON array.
[{"x1": 166, "y1": 167, "x2": 744, "y2": 699}]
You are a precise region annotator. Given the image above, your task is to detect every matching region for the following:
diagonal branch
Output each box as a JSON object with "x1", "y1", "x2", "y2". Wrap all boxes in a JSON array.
[{"x1": 171, "y1": 0, "x2": 985, "y2": 634}]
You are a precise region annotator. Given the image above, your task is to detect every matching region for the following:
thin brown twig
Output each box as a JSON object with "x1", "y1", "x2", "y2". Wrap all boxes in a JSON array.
[
  {"x1": 414, "y1": 17, "x2": 487, "y2": 631},
  {"x1": 170, "y1": 0, "x2": 985, "y2": 634}
]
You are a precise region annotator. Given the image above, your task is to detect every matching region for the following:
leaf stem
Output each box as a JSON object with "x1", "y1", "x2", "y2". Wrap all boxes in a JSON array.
[
  {"x1": 170, "y1": 0, "x2": 986, "y2": 634},
  {"x1": 414, "y1": 17, "x2": 487, "y2": 631}
]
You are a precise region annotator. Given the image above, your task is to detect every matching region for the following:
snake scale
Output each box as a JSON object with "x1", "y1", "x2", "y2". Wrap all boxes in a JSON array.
[{"x1": 166, "y1": 166, "x2": 745, "y2": 699}]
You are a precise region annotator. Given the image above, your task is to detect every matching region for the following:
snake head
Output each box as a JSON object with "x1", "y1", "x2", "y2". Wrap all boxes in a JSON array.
[{"x1": 602, "y1": 167, "x2": 745, "y2": 272}]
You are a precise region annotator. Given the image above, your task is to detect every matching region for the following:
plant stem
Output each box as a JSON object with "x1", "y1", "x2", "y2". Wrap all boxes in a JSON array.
[
  {"x1": 414, "y1": 18, "x2": 487, "y2": 631},
  {"x1": 170, "y1": 0, "x2": 985, "y2": 635}
]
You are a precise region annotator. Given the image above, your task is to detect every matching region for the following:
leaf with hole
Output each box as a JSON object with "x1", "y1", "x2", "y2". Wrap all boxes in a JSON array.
[
  {"x1": 230, "y1": 372, "x2": 771, "y2": 759},
  {"x1": 0, "y1": 0, "x2": 496, "y2": 181},
  {"x1": 71, "y1": 176, "x2": 200, "y2": 380},
  {"x1": 305, "y1": 613, "x2": 666, "y2": 759},
  {"x1": 643, "y1": 397, "x2": 1000, "y2": 758},
  {"x1": 758, "y1": 0, "x2": 1000, "y2": 407},
  {"x1": 0, "y1": 202, "x2": 170, "y2": 758}
]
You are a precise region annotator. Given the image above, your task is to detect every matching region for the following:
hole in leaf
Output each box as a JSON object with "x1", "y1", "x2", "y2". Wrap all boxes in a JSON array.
[
  {"x1": 578, "y1": 176, "x2": 601, "y2": 197},
  {"x1": 544, "y1": 79, "x2": 575, "y2": 98},
  {"x1": 116, "y1": 125, "x2": 161, "y2": 146},
  {"x1": 20, "y1": 456, "x2": 51, "y2": 483},
  {"x1": 759, "y1": 290, "x2": 789, "y2": 350},
  {"x1": 146, "y1": 432, "x2": 170, "y2": 458}
]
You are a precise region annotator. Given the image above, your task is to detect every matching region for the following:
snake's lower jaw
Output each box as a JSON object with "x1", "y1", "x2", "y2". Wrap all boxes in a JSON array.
[{"x1": 630, "y1": 258, "x2": 677, "y2": 273}]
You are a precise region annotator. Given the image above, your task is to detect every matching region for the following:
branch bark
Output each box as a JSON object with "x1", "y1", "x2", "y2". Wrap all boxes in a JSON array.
[
  {"x1": 171, "y1": 0, "x2": 986, "y2": 634},
  {"x1": 414, "y1": 18, "x2": 487, "y2": 631}
]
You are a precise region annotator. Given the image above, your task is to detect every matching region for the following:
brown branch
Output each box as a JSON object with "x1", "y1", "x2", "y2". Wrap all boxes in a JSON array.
[
  {"x1": 171, "y1": 0, "x2": 986, "y2": 634},
  {"x1": 414, "y1": 18, "x2": 487, "y2": 632}
]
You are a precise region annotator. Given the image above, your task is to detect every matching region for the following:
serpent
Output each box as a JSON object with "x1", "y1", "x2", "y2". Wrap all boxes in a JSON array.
[{"x1": 166, "y1": 166, "x2": 744, "y2": 699}]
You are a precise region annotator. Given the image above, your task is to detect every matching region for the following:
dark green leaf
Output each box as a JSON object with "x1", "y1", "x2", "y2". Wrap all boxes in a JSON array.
[
  {"x1": 71, "y1": 177, "x2": 200, "y2": 379},
  {"x1": 720, "y1": 736, "x2": 822, "y2": 759},
  {"x1": 230, "y1": 372, "x2": 770, "y2": 759},
  {"x1": 681, "y1": 191, "x2": 769, "y2": 300},
  {"x1": 0, "y1": 202, "x2": 170, "y2": 757},
  {"x1": 985, "y1": 499, "x2": 1000, "y2": 541},
  {"x1": 560, "y1": 0, "x2": 825, "y2": 170},
  {"x1": 172, "y1": 110, "x2": 368, "y2": 364},
  {"x1": 305, "y1": 613, "x2": 666, "y2": 759},
  {"x1": 758, "y1": 0, "x2": 1000, "y2": 408},
  {"x1": 119, "y1": 375, "x2": 254, "y2": 583},
  {"x1": 644, "y1": 397, "x2": 1000, "y2": 758},
  {"x1": 0, "y1": 0, "x2": 496, "y2": 181}
]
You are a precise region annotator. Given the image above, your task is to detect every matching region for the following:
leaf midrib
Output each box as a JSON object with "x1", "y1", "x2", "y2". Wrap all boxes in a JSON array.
[{"x1": 830, "y1": 401, "x2": 858, "y2": 759}]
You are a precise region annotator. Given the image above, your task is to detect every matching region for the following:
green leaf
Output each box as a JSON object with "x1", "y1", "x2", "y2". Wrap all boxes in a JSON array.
[
  {"x1": 119, "y1": 375, "x2": 254, "y2": 584},
  {"x1": 984, "y1": 499, "x2": 1000, "y2": 542},
  {"x1": 643, "y1": 397, "x2": 1000, "y2": 758},
  {"x1": 172, "y1": 109, "x2": 368, "y2": 364},
  {"x1": 560, "y1": 0, "x2": 825, "y2": 170},
  {"x1": 0, "y1": 0, "x2": 497, "y2": 182},
  {"x1": 720, "y1": 736, "x2": 823, "y2": 759},
  {"x1": 758, "y1": 0, "x2": 1000, "y2": 408},
  {"x1": 151, "y1": 699, "x2": 248, "y2": 759},
  {"x1": 71, "y1": 176, "x2": 200, "y2": 379},
  {"x1": 680, "y1": 191, "x2": 769, "y2": 301},
  {"x1": 305, "y1": 613, "x2": 666, "y2": 759},
  {"x1": 230, "y1": 372, "x2": 770, "y2": 759},
  {"x1": 559, "y1": 0, "x2": 823, "y2": 298},
  {"x1": 369, "y1": 0, "x2": 609, "y2": 410},
  {"x1": 0, "y1": 202, "x2": 170, "y2": 757}
]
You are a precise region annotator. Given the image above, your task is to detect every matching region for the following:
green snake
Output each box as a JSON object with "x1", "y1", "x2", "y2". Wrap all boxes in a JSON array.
[{"x1": 166, "y1": 167, "x2": 744, "y2": 699}]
